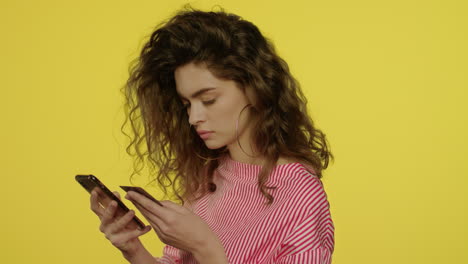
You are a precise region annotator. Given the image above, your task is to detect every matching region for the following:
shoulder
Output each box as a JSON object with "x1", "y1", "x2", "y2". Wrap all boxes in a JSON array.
[
  {"x1": 272, "y1": 160, "x2": 321, "y2": 188},
  {"x1": 277, "y1": 156, "x2": 318, "y2": 176},
  {"x1": 271, "y1": 162, "x2": 329, "y2": 211}
]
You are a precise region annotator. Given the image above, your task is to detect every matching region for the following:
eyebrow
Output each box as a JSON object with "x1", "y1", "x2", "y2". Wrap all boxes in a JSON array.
[{"x1": 179, "y1": 87, "x2": 216, "y2": 100}]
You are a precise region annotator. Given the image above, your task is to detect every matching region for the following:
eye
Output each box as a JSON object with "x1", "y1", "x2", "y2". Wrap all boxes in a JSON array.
[
  {"x1": 182, "y1": 102, "x2": 191, "y2": 111},
  {"x1": 202, "y1": 99, "x2": 216, "y2": 105}
]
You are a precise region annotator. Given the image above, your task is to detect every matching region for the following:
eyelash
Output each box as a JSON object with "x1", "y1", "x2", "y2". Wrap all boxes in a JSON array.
[{"x1": 182, "y1": 99, "x2": 216, "y2": 109}]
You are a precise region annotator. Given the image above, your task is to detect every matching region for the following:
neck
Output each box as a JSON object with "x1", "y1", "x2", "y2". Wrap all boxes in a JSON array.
[
  {"x1": 226, "y1": 131, "x2": 264, "y2": 165},
  {"x1": 227, "y1": 108, "x2": 264, "y2": 165},
  {"x1": 227, "y1": 146, "x2": 264, "y2": 165}
]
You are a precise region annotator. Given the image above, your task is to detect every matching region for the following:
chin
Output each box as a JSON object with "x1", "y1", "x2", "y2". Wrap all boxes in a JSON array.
[
  {"x1": 204, "y1": 143, "x2": 223, "y2": 150},
  {"x1": 204, "y1": 140, "x2": 227, "y2": 150}
]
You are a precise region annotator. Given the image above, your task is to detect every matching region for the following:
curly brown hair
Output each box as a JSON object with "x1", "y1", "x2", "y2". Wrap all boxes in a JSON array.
[{"x1": 122, "y1": 7, "x2": 332, "y2": 204}]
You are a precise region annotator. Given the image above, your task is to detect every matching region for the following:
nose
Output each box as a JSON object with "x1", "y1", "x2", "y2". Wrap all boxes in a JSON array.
[{"x1": 188, "y1": 103, "x2": 205, "y2": 126}]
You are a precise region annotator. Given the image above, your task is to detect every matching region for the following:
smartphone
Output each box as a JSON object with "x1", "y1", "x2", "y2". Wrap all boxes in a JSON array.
[
  {"x1": 75, "y1": 174, "x2": 146, "y2": 230},
  {"x1": 120, "y1": 186, "x2": 163, "y2": 207}
]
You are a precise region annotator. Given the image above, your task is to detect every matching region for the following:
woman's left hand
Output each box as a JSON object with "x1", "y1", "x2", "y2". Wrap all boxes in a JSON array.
[{"x1": 125, "y1": 191, "x2": 228, "y2": 263}]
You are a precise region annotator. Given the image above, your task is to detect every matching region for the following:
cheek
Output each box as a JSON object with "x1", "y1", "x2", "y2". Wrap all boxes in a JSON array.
[
  {"x1": 210, "y1": 102, "x2": 239, "y2": 132},
  {"x1": 212, "y1": 107, "x2": 236, "y2": 126},
  {"x1": 209, "y1": 90, "x2": 250, "y2": 134}
]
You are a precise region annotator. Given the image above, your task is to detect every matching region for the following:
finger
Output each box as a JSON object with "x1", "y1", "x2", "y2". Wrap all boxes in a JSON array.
[
  {"x1": 126, "y1": 191, "x2": 169, "y2": 216},
  {"x1": 128, "y1": 195, "x2": 183, "y2": 228},
  {"x1": 113, "y1": 191, "x2": 121, "y2": 200},
  {"x1": 131, "y1": 201, "x2": 154, "y2": 220},
  {"x1": 108, "y1": 225, "x2": 152, "y2": 247},
  {"x1": 149, "y1": 222, "x2": 164, "y2": 240},
  {"x1": 100, "y1": 200, "x2": 118, "y2": 227},
  {"x1": 107, "y1": 210, "x2": 137, "y2": 234},
  {"x1": 159, "y1": 200, "x2": 187, "y2": 213},
  {"x1": 132, "y1": 201, "x2": 166, "y2": 229},
  {"x1": 90, "y1": 190, "x2": 105, "y2": 218}
]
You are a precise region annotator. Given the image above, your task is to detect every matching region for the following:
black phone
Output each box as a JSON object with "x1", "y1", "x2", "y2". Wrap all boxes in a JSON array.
[
  {"x1": 120, "y1": 186, "x2": 163, "y2": 206},
  {"x1": 75, "y1": 174, "x2": 145, "y2": 230}
]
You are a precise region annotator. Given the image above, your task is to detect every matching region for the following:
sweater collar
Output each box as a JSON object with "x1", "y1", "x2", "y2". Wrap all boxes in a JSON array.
[{"x1": 216, "y1": 154, "x2": 309, "y2": 183}]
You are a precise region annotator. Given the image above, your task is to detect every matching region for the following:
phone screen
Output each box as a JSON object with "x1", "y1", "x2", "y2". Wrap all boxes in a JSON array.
[{"x1": 75, "y1": 175, "x2": 146, "y2": 230}]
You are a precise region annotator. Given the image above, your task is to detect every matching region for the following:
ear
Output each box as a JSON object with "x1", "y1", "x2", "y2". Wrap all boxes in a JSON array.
[{"x1": 243, "y1": 85, "x2": 258, "y2": 109}]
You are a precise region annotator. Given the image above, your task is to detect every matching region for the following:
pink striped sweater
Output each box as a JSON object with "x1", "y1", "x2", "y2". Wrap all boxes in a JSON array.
[{"x1": 157, "y1": 155, "x2": 334, "y2": 263}]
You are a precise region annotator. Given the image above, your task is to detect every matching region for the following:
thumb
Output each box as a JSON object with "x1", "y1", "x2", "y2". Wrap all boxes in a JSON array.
[
  {"x1": 141, "y1": 225, "x2": 152, "y2": 235},
  {"x1": 113, "y1": 191, "x2": 121, "y2": 200}
]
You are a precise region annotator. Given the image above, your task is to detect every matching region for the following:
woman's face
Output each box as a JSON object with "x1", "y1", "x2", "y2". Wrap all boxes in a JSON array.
[{"x1": 175, "y1": 62, "x2": 253, "y2": 151}]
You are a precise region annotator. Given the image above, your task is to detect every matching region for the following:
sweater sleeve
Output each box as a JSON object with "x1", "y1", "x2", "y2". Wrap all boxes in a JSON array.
[
  {"x1": 154, "y1": 244, "x2": 192, "y2": 264},
  {"x1": 274, "y1": 247, "x2": 332, "y2": 264},
  {"x1": 273, "y1": 177, "x2": 335, "y2": 264},
  {"x1": 154, "y1": 256, "x2": 178, "y2": 264}
]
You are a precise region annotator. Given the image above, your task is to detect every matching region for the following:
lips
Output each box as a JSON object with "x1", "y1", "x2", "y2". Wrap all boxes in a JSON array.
[
  {"x1": 197, "y1": 130, "x2": 212, "y2": 135},
  {"x1": 197, "y1": 130, "x2": 213, "y2": 140}
]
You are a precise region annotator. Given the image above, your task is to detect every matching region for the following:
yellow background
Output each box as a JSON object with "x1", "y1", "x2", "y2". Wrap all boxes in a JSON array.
[{"x1": 1, "y1": 0, "x2": 467, "y2": 263}]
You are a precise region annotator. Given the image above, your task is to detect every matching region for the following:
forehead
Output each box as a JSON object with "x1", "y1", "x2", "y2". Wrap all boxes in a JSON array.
[{"x1": 174, "y1": 62, "x2": 221, "y2": 97}]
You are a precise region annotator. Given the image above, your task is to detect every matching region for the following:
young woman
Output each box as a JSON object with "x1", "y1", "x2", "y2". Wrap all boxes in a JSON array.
[{"x1": 90, "y1": 8, "x2": 334, "y2": 264}]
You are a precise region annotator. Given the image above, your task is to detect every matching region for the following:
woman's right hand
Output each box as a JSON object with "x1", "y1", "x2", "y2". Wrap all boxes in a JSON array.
[{"x1": 90, "y1": 190, "x2": 152, "y2": 257}]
